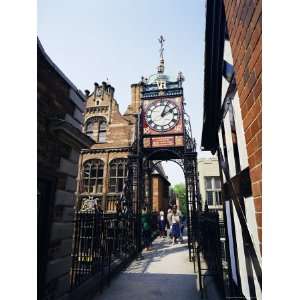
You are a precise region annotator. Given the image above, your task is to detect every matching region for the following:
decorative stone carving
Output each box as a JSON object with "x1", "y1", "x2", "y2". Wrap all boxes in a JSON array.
[{"x1": 80, "y1": 196, "x2": 100, "y2": 212}]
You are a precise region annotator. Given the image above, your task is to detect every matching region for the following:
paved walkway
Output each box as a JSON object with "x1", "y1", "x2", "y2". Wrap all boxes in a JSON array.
[{"x1": 92, "y1": 234, "x2": 222, "y2": 300}]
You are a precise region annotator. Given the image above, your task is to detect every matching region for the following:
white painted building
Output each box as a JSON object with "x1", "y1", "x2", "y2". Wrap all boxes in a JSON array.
[{"x1": 198, "y1": 157, "x2": 222, "y2": 213}]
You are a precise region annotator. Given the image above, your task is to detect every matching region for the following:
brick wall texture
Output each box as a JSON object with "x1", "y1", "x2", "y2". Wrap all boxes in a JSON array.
[
  {"x1": 152, "y1": 175, "x2": 170, "y2": 213},
  {"x1": 224, "y1": 0, "x2": 262, "y2": 250}
]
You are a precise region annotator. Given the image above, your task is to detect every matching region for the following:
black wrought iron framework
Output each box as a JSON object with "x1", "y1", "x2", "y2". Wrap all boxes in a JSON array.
[
  {"x1": 71, "y1": 105, "x2": 229, "y2": 300},
  {"x1": 194, "y1": 210, "x2": 226, "y2": 298},
  {"x1": 70, "y1": 211, "x2": 136, "y2": 289},
  {"x1": 127, "y1": 103, "x2": 214, "y2": 288},
  {"x1": 70, "y1": 207, "x2": 158, "y2": 292},
  {"x1": 71, "y1": 70, "x2": 228, "y2": 299}
]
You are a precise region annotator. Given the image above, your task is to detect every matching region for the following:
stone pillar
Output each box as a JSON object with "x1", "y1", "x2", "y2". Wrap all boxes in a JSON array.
[{"x1": 130, "y1": 84, "x2": 142, "y2": 113}]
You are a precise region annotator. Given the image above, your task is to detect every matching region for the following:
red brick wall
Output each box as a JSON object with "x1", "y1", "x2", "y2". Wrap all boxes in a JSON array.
[
  {"x1": 151, "y1": 175, "x2": 169, "y2": 213},
  {"x1": 152, "y1": 177, "x2": 159, "y2": 212},
  {"x1": 224, "y1": 0, "x2": 262, "y2": 251}
]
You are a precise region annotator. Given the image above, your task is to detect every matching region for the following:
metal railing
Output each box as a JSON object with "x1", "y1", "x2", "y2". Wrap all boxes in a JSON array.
[
  {"x1": 70, "y1": 211, "x2": 137, "y2": 289},
  {"x1": 194, "y1": 211, "x2": 225, "y2": 298},
  {"x1": 70, "y1": 211, "x2": 159, "y2": 291}
]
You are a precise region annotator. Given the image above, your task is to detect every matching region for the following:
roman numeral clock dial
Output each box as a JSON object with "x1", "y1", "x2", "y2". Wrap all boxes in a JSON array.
[{"x1": 145, "y1": 99, "x2": 180, "y2": 132}]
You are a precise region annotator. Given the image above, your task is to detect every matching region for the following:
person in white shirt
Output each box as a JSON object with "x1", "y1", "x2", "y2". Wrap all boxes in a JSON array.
[
  {"x1": 171, "y1": 205, "x2": 182, "y2": 245},
  {"x1": 167, "y1": 208, "x2": 172, "y2": 239}
]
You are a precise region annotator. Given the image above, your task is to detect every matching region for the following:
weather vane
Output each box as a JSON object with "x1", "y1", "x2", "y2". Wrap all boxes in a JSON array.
[{"x1": 158, "y1": 35, "x2": 165, "y2": 60}]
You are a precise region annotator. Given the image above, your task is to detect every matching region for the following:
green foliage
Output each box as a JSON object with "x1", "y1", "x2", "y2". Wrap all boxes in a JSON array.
[{"x1": 173, "y1": 183, "x2": 187, "y2": 215}]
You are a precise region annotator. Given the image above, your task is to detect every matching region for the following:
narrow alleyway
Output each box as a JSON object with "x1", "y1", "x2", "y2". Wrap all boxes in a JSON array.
[{"x1": 92, "y1": 233, "x2": 222, "y2": 300}]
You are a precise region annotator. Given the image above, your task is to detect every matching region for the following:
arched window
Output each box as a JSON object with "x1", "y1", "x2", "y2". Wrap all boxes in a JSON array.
[
  {"x1": 85, "y1": 120, "x2": 94, "y2": 140},
  {"x1": 98, "y1": 119, "x2": 107, "y2": 143},
  {"x1": 82, "y1": 160, "x2": 104, "y2": 193},
  {"x1": 109, "y1": 158, "x2": 127, "y2": 193},
  {"x1": 85, "y1": 117, "x2": 107, "y2": 143}
]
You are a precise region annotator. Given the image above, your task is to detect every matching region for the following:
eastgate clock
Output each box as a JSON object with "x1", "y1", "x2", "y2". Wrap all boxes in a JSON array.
[{"x1": 145, "y1": 99, "x2": 180, "y2": 132}]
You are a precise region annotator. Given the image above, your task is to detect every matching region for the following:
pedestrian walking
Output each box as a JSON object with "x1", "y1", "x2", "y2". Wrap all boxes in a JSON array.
[
  {"x1": 141, "y1": 207, "x2": 152, "y2": 251},
  {"x1": 171, "y1": 205, "x2": 182, "y2": 245},
  {"x1": 167, "y1": 208, "x2": 173, "y2": 239}
]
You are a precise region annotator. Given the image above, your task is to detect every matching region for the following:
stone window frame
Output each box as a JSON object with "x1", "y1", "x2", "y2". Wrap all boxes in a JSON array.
[
  {"x1": 84, "y1": 116, "x2": 107, "y2": 143},
  {"x1": 85, "y1": 120, "x2": 94, "y2": 139},
  {"x1": 82, "y1": 159, "x2": 104, "y2": 194},
  {"x1": 109, "y1": 158, "x2": 127, "y2": 193},
  {"x1": 98, "y1": 119, "x2": 107, "y2": 143}
]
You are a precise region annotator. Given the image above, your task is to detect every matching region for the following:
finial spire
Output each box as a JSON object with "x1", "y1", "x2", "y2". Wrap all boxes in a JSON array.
[
  {"x1": 157, "y1": 35, "x2": 165, "y2": 74},
  {"x1": 158, "y1": 35, "x2": 165, "y2": 60}
]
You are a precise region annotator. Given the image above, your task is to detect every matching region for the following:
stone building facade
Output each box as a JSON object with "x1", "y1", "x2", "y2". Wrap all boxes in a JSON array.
[
  {"x1": 77, "y1": 81, "x2": 170, "y2": 213},
  {"x1": 201, "y1": 1, "x2": 262, "y2": 299},
  {"x1": 37, "y1": 39, "x2": 93, "y2": 300},
  {"x1": 76, "y1": 81, "x2": 137, "y2": 212}
]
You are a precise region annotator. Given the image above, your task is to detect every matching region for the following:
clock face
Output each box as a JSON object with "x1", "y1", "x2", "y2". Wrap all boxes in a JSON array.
[{"x1": 145, "y1": 99, "x2": 180, "y2": 132}]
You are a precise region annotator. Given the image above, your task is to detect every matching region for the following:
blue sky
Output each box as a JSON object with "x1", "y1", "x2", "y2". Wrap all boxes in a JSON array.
[{"x1": 38, "y1": 0, "x2": 211, "y2": 184}]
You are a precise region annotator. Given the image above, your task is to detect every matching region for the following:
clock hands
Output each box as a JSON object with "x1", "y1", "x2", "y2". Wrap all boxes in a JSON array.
[
  {"x1": 161, "y1": 106, "x2": 176, "y2": 117},
  {"x1": 161, "y1": 104, "x2": 168, "y2": 117},
  {"x1": 152, "y1": 106, "x2": 175, "y2": 124}
]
